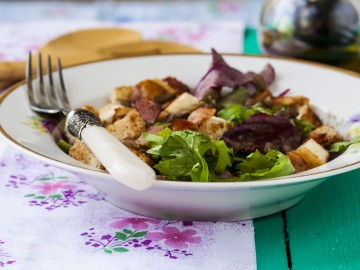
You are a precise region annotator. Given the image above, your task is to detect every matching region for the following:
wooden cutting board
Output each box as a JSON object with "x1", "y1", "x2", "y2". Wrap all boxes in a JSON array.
[
  {"x1": 0, "y1": 27, "x2": 200, "y2": 89},
  {"x1": 0, "y1": 28, "x2": 141, "y2": 88}
]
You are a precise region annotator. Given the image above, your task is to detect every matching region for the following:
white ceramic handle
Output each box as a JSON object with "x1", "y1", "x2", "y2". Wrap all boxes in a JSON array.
[{"x1": 81, "y1": 125, "x2": 156, "y2": 191}]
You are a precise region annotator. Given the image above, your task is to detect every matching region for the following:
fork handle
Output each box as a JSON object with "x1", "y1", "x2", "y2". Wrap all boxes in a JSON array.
[{"x1": 66, "y1": 109, "x2": 156, "y2": 191}]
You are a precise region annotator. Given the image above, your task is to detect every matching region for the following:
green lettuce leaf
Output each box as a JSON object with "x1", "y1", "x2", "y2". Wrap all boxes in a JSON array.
[
  {"x1": 200, "y1": 140, "x2": 232, "y2": 173},
  {"x1": 235, "y1": 150, "x2": 295, "y2": 181},
  {"x1": 217, "y1": 103, "x2": 272, "y2": 126},
  {"x1": 144, "y1": 129, "x2": 232, "y2": 182},
  {"x1": 293, "y1": 118, "x2": 314, "y2": 139},
  {"x1": 142, "y1": 128, "x2": 172, "y2": 148},
  {"x1": 329, "y1": 135, "x2": 360, "y2": 153}
]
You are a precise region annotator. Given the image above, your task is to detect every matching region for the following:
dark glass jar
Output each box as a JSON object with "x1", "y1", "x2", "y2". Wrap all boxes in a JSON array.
[{"x1": 260, "y1": 0, "x2": 360, "y2": 64}]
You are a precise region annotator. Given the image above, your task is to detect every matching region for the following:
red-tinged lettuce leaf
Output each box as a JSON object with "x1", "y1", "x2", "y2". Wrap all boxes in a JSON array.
[
  {"x1": 193, "y1": 49, "x2": 250, "y2": 100},
  {"x1": 193, "y1": 49, "x2": 275, "y2": 100},
  {"x1": 260, "y1": 63, "x2": 276, "y2": 86},
  {"x1": 223, "y1": 113, "x2": 301, "y2": 155}
]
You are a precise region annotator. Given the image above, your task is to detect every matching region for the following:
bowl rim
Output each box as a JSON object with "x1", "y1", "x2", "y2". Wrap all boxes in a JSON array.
[{"x1": 1, "y1": 52, "x2": 360, "y2": 190}]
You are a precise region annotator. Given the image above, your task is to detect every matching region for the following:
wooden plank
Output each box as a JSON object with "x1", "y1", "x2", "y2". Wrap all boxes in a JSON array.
[
  {"x1": 243, "y1": 27, "x2": 262, "y2": 55},
  {"x1": 285, "y1": 170, "x2": 360, "y2": 269},
  {"x1": 254, "y1": 214, "x2": 289, "y2": 270}
]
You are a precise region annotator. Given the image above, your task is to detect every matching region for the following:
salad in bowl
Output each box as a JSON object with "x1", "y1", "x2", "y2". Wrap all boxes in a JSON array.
[
  {"x1": 61, "y1": 49, "x2": 354, "y2": 183},
  {"x1": 1, "y1": 50, "x2": 359, "y2": 220}
]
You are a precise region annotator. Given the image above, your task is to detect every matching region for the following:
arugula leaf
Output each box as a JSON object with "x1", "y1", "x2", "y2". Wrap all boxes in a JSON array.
[
  {"x1": 218, "y1": 86, "x2": 248, "y2": 107},
  {"x1": 58, "y1": 139, "x2": 71, "y2": 154},
  {"x1": 144, "y1": 130, "x2": 232, "y2": 182},
  {"x1": 217, "y1": 103, "x2": 272, "y2": 126},
  {"x1": 235, "y1": 150, "x2": 295, "y2": 181},
  {"x1": 201, "y1": 140, "x2": 232, "y2": 173},
  {"x1": 293, "y1": 118, "x2": 314, "y2": 139},
  {"x1": 142, "y1": 128, "x2": 171, "y2": 148},
  {"x1": 329, "y1": 135, "x2": 360, "y2": 153}
]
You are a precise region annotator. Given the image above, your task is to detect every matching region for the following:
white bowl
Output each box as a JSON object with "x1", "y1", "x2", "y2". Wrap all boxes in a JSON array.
[{"x1": 1, "y1": 54, "x2": 360, "y2": 221}]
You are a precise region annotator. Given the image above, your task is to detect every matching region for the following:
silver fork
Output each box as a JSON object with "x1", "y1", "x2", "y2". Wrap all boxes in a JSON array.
[{"x1": 26, "y1": 52, "x2": 156, "y2": 191}]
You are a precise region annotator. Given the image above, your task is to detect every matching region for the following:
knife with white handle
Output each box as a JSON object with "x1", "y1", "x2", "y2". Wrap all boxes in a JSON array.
[{"x1": 66, "y1": 109, "x2": 156, "y2": 191}]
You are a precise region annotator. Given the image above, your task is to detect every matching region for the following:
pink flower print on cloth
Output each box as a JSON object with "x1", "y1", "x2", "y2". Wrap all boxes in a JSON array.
[
  {"x1": 81, "y1": 219, "x2": 202, "y2": 259},
  {"x1": 109, "y1": 218, "x2": 161, "y2": 230},
  {"x1": 146, "y1": 227, "x2": 201, "y2": 249},
  {"x1": 31, "y1": 180, "x2": 76, "y2": 195},
  {"x1": 1, "y1": 151, "x2": 104, "y2": 211}
]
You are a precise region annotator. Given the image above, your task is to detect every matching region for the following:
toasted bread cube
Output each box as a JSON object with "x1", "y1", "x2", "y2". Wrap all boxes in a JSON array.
[
  {"x1": 286, "y1": 152, "x2": 307, "y2": 173},
  {"x1": 272, "y1": 95, "x2": 309, "y2": 109},
  {"x1": 197, "y1": 116, "x2": 232, "y2": 140},
  {"x1": 135, "y1": 79, "x2": 171, "y2": 100},
  {"x1": 296, "y1": 104, "x2": 322, "y2": 128},
  {"x1": 128, "y1": 148, "x2": 155, "y2": 167},
  {"x1": 308, "y1": 125, "x2": 343, "y2": 148},
  {"x1": 99, "y1": 104, "x2": 124, "y2": 125},
  {"x1": 292, "y1": 138, "x2": 329, "y2": 169},
  {"x1": 110, "y1": 86, "x2": 134, "y2": 105},
  {"x1": 105, "y1": 109, "x2": 146, "y2": 141},
  {"x1": 165, "y1": 92, "x2": 202, "y2": 116},
  {"x1": 152, "y1": 78, "x2": 177, "y2": 96},
  {"x1": 69, "y1": 139, "x2": 104, "y2": 170}
]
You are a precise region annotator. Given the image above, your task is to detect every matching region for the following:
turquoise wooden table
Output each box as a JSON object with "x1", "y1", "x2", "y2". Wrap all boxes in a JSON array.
[{"x1": 245, "y1": 28, "x2": 360, "y2": 270}]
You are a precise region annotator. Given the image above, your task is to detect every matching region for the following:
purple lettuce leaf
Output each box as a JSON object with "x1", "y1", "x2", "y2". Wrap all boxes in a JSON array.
[
  {"x1": 193, "y1": 49, "x2": 250, "y2": 100},
  {"x1": 223, "y1": 113, "x2": 301, "y2": 155},
  {"x1": 193, "y1": 49, "x2": 275, "y2": 100},
  {"x1": 260, "y1": 63, "x2": 275, "y2": 86}
]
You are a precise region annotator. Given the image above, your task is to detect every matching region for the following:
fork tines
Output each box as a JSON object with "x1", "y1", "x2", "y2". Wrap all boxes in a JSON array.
[{"x1": 26, "y1": 52, "x2": 71, "y2": 114}]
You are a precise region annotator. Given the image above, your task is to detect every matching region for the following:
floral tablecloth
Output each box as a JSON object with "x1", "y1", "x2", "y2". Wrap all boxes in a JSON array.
[
  {"x1": 0, "y1": 1, "x2": 261, "y2": 269},
  {"x1": 0, "y1": 143, "x2": 255, "y2": 269}
]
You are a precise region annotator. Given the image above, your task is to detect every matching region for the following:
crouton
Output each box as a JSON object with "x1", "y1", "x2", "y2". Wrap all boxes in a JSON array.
[
  {"x1": 291, "y1": 138, "x2": 329, "y2": 169},
  {"x1": 128, "y1": 148, "x2": 155, "y2": 167},
  {"x1": 69, "y1": 139, "x2": 104, "y2": 170},
  {"x1": 135, "y1": 79, "x2": 170, "y2": 100},
  {"x1": 164, "y1": 92, "x2": 203, "y2": 117},
  {"x1": 99, "y1": 104, "x2": 123, "y2": 125},
  {"x1": 296, "y1": 104, "x2": 322, "y2": 128},
  {"x1": 152, "y1": 79, "x2": 177, "y2": 96},
  {"x1": 272, "y1": 95, "x2": 309, "y2": 109},
  {"x1": 308, "y1": 125, "x2": 343, "y2": 148},
  {"x1": 105, "y1": 109, "x2": 146, "y2": 141},
  {"x1": 197, "y1": 116, "x2": 232, "y2": 140},
  {"x1": 110, "y1": 86, "x2": 134, "y2": 105},
  {"x1": 170, "y1": 119, "x2": 198, "y2": 131},
  {"x1": 286, "y1": 152, "x2": 307, "y2": 173}
]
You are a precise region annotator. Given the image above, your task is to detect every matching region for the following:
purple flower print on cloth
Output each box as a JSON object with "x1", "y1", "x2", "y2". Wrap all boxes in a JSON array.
[
  {"x1": 1, "y1": 152, "x2": 104, "y2": 211},
  {"x1": 0, "y1": 240, "x2": 15, "y2": 267},
  {"x1": 31, "y1": 180, "x2": 76, "y2": 195},
  {"x1": 109, "y1": 218, "x2": 161, "y2": 230},
  {"x1": 146, "y1": 227, "x2": 201, "y2": 249},
  {"x1": 81, "y1": 218, "x2": 201, "y2": 259}
]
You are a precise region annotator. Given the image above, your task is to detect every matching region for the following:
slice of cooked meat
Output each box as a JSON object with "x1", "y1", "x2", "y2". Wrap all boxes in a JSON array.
[
  {"x1": 188, "y1": 107, "x2": 216, "y2": 126},
  {"x1": 134, "y1": 98, "x2": 162, "y2": 125}
]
